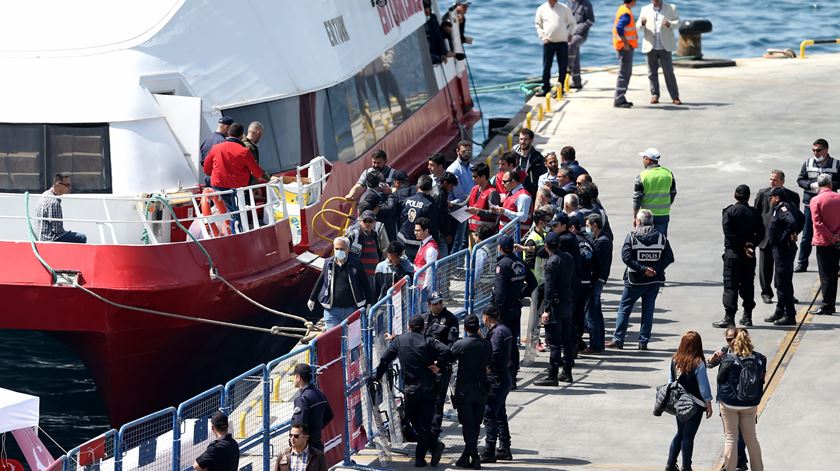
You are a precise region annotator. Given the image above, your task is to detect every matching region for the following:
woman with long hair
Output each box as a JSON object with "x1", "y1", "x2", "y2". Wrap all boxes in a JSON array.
[
  {"x1": 717, "y1": 328, "x2": 766, "y2": 471},
  {"x1": 666, "y1": 331, "x2": 713, "y2": 471}
]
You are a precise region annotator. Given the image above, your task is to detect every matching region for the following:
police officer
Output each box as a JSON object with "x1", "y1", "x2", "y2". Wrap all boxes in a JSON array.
[
  {"x1": 374, "y1": 315, "x2": 450, "y2": 467},
  {"x1": 398, "y1": 175, "x2": 439, "y2": 260},
  {"x1": 291, "y1": 363, "x2": 334, "y2": 452},
  {"x1": 764, "y1": 187, "x2": 801, "y2": 326},
  {"x1": 492, "y1": 235, "x2": 527, "y2": 385},
  {"x1": 535, "y1": 232, "x2": 575, "y2": 385},
  {"x1": 795, "y1": 138, "x2": 840, "y2": 272},
  {"x1": 480, "y1": 306, "x2": 514, "y2": 463},
  {"x1": 450, "y1": 314, "x2": 491, "y2": 469},
  {"x1": 569, "y1": 216, "x2": 595, "y2": 352},
  {"x1": 422, "y1": 291, "x2": 459, "y2": 448},
  {"x1": 713, "y1": 185, "x2": 765, "y2": 328}
]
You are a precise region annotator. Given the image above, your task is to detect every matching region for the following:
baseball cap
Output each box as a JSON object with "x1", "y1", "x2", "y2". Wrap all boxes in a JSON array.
[
  {"x1": 360, "y1": 210, "x2": 376, "y2": 222},
  {"x1": 638, "y1": 147, "x2": 661, "y2": 160},
  {"x1": 770, "y1": 187, "x2": 786, "y2": 198},
  {"x1": 218, "y1": 116, "x2": 234, "y2": 125},
  {"x1": 429, "y1": 291, "x2": 444, "y2": 304},
  {"x1": 499, "y1": 235, "x2": 514, "y2": 251},
  {"x1": 545, "y1": 231, "x2": 560, "y2": 248}
]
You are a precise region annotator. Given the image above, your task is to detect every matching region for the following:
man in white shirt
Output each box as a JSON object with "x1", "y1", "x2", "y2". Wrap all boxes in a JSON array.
[
  {"x1": 637, "y1": 0, "x2": 681, "y2": 104},
  {"x1": 535, "y1": 0, "x2": 576, "y2": 97}
]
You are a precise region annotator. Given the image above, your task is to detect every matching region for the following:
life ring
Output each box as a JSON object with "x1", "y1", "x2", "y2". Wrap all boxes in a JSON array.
[{"x1": 200, "y1": 188, "x2": 231, "y2": 237}]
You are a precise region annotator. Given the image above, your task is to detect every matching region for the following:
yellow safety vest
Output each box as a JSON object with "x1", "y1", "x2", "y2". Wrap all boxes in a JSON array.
[{"x1": 639, "y1": 166, "x2": 674, "y2": 216}]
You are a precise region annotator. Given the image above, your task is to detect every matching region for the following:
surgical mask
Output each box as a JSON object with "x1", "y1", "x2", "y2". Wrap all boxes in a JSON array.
[
  {"x1": 585, "y1": 227, "x2": 594, "y2": 237},
  {"x1": 335, "y1": 249, "x2": 348, "y2": 261},
  {"x1": 815, "y1": 154, "x2": 827, "y2": 163}
]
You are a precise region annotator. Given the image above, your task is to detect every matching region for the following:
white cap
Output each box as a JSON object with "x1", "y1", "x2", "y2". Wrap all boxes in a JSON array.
[{"x1": 638, "y1": 147, "x2": 661, "y2": 160}]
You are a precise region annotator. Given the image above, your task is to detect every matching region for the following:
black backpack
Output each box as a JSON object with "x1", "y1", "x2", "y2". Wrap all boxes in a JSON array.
[{"x1": 732, "y1": 354, "x2": 765, "y2": 402}]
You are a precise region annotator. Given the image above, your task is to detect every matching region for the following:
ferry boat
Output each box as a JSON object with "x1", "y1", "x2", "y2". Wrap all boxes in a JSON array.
[{"x1": 0, "y1": 0, "x2": 477, "y2": 425}]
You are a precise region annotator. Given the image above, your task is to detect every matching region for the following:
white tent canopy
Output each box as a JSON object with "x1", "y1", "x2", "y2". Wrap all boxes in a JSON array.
[{"x1": 0, "y1": 388, "x2": 39, "y2": 433}]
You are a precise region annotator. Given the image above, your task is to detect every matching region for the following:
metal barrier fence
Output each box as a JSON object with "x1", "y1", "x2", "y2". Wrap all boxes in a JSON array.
[
  {"x1": 58, "y1": 221, "x2": 526, "y2": 470},
  {"x1": 468, "y1": 220, "x2": 520, "y2": 316}
]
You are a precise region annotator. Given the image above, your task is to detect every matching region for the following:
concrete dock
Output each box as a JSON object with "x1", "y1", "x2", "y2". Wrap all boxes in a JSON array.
[{"x1": 343, "y1": 53, "x2": 840, "y2": 470}]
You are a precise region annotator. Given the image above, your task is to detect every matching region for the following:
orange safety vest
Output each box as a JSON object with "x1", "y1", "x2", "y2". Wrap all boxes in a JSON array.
[
  {"x1": 499, "y1": 186, "x2": 532, "y2": 237},
  {"x1": 612, "y1": 4, "x2": 638, "y2": 50},
  {"x1": 467, "y1": 184, "x2": 499, "y2": 232}
]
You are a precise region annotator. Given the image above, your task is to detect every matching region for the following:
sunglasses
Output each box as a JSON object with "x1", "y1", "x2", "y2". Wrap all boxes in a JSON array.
[
  {"x1": 502, "y1": 179, "x2": 511, "y2": 184},
  {"x1": 726, "y1": 338, "x2": 735, "y2": 342},
  {"x1": 289, "y1": 433, "x2": 304, "y2": 438},
  {"x1": 813, "y1": 148, "x2": 825, "y2": 153}
]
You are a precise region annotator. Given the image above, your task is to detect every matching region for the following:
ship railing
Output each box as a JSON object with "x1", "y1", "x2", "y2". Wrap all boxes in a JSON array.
[{"x1": 62, "y1": 429, "x2": 117, "y2": 471}]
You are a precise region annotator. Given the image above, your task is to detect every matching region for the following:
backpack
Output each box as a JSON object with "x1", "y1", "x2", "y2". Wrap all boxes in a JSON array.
[{"x1": 732, "y1": 354, "x2": 765, "y2": 402}]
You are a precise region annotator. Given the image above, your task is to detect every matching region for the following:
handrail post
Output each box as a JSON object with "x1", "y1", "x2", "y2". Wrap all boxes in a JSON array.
[
  {"x1": 262, "y1": 366, "x2": 271, "y2": 471},
  {"x1": 341, "y1": 319, "x2": 352, "y2": 465},
  {"x1": 172, "y1": 410, "x2": 181, "y2": 471}
]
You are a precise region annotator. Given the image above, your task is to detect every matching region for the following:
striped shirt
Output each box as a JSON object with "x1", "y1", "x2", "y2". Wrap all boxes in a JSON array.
[{"x1": 37, "y1": 188, "x2": 67, "y2": 241}]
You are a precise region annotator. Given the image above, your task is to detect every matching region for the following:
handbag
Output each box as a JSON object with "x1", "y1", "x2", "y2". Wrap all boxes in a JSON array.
[{"x1": 653, "y1": 363, "x2": 701, "y2": 423}]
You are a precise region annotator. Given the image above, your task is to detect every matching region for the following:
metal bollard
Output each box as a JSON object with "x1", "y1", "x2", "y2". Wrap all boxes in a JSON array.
[
  {"x1": 525, "y1": 112, "x2": 532, "y2": 130},
  {"x1": 537, "y1": 104, "x2": 544, "y2": 122},
  {"x1": 677, "y1": 19, "x2": 713, "y2": 59},
  {"x1": 506, "y1": 133, "x2": 513, "y2": 151},
  {"x1": 545, "y1": 92, "x2": 552, "y2": 112}
]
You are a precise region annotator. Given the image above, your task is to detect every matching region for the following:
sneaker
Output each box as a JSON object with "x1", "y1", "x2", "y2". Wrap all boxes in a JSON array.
[
  {"x1": 495, "y1": 448, "x2": 513, "y2": 461},
  {"x1": 794, "y1": 263, "x2": 807, "y2": 272},
  {"x1": 614, "y1": 101, "x2": 633, "y2": 108},
  {"x1": 536, "y1": 342, "x2": 546, "y2": 352},
  {"x1": 570, "y1": 83, "x2": 583, "y2": 90},
  {"x1": 534, "y1": 376, "x2": 559, "y2": 386},
  {"x1": 606, "y1": 340, "x2": 624, "y2": 349},
  {"x1": 638, "y1": 342, "x2": 648, "y2": 351}
]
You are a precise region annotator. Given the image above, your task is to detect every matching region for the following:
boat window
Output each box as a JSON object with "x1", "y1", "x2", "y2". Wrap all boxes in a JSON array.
[
  {"x1": 0, "y1": 123, "x2": 111, "y2": 193},
  {"x1": 322, "y1": 28, "x2": 437, "y2": 163},
  {"x1": 222, "y1": 96, "x2": 302, "y2": 173}
]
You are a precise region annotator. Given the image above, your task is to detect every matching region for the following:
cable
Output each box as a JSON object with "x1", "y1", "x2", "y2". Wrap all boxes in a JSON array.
[
  {"x1": 464, "y1": 55, "x2": 487, "y2": 142},
  {"x1": 38, "y1": 426, "x2": 71, "y2": 456}
]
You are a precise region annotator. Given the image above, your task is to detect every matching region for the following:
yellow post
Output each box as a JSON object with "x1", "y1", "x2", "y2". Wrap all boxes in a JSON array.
[
  {"x1": 545, "y1": 92, "x2": 551, "y2": 112},
  {"x1": 537, "y1": 104, "x2": 544, "y2": 122},
  {"x1": 506, "y1": 133, "x2": 513, "y2": 151},
  {"x1": 564, "y1": 74, "x2": 571, "y2": 93},
  {"x1": 799, "y1": 39, "x2": 814, "y2": 59},
  {"x1": 525, "y1": 112, "x2": 532, "y2": 131},
  {"x1": 485, "y1": 154, "x2": 493, "y2": 168},
  {"x1": 497, "y1": 144, "x2": 504, "y2": 157}
]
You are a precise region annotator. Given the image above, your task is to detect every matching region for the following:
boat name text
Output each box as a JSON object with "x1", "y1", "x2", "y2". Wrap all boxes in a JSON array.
[
  {"x1": 377, "y1": 0, "x2": 423, "y2": 35},
  {"x1": 324, "y1": 16, "x2": 350, "y2": 47}
]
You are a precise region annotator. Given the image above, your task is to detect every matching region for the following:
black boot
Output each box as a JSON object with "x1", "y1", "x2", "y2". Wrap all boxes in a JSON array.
[
  {"x1": 495, "y1": 447, "x2": 513, "y2": 461},
  {"x1": 534, "y1": 366, "x2": 559, "y2": 386},
  {"x1": 739, "y1": 310, "x2": 753, "y2": 326},
  {"x1": 479, "y1": 444, "x2": 496, "y2": 463},
  {"x1": 455, "y1": 452, "x2": 471, "y2": 468},
  {"x1": 558, "y1": 368, "x2": 573, "y2": 383},
  {"x1": 712, "y1": 313, "x2": 736, "y2": 328},
  {"x1": 470, "y1": 452, "x2": 481, "y2": 469},
  {"x1": 430, "y1": 441, "x2": 445, "y2": 466},
  {"x1": 764, "y1": 311, "x2": 784, "y2": 323}
]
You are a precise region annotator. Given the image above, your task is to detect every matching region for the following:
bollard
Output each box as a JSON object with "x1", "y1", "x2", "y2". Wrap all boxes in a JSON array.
[
  {"x1": 525, "y1": 112, "x2": 532, "y2": 131},
  {"x1": 545, "y1": 92, "x2": 551, "y2": 112},
  {"x1": 677, "y1": 19, "x2": 713, "y2": 59},
  {"x1": 506, "y1": 133, "x2": 513, "y2": 151},
  {"x1": 564, "y1": 74, "x2": 571, "y2": 93},
  {"x1": 537, "y1": 104, "x2": 544, "y2": 122}
]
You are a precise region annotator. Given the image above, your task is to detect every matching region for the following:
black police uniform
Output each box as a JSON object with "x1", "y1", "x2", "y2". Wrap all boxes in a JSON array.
[
  {"x1": 195, "y1": 433, "x2": 239, "y2": 471},
  {"x1": 375, "y1": 331, "x2": 449, "y2": 465},
  {"x1": 422, "y1": 308, "x2": 459, "y2": 440},
  {"x1": 292, "y1": 383, "x2": 334, "y2": 452},
  {"x1": 397, "y1": 191, "x2": 439, "y2": 260},
  {"x1": 482, "y1": 321, "x2": 513, "y2": 459},
  {"x1": 542, "y1": 251, "x2": 575, "y2": 382},
  {"x1": 753, "y1": 187, "x2": 800, "y2": 301},
  {"x1": 718, "y1": 201, "x2": 765, "y2": 326},
  {"x1": 491, "y1": 252, "x2": 527, "y2": 381},
  {"x1": 767, "y1": 201, "x2": 799, "y2": 324},
  {"x1": 573, "y1": 231, "x2": 595, "y2": 350},
  {"x1": 450, "y1": 333, "x2": 491, "y2": 465}
]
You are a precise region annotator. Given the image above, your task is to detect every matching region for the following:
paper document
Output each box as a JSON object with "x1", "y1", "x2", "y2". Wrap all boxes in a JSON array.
[{"x1": 450, "y1": 206, "x2": 472, "y2": 223}]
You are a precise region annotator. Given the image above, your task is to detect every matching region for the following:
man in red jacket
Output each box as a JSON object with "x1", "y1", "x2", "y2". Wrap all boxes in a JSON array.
[
  {"x1": 809, "y1": 173, "x2": 840, "y2": 315},
  {"x1": 203, "y1": 122, "x2": 271, "y2": 232}
]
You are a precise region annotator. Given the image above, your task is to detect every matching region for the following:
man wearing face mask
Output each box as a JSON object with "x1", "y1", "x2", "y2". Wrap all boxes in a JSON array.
[
  {"x1": 308, "y1": 237, "x2": 370, "y2": 329},
  {"x1": 795, "y1": 138, "x2": 840, "y2": 272}
]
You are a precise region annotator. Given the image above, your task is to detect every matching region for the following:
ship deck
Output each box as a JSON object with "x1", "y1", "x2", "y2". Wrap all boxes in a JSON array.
[{"x1": 339, "y1": 53, "x2": 840, "y2": 469}]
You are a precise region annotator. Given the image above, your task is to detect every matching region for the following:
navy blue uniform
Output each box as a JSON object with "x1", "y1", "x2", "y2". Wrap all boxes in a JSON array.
[
  {"x1": 543, "y1": 251, "x2": 575, "y2": 377},
  {"x1": 768, "y1": 201, "x2": 799, "y2": 318},
  {"x1": 492, "y1": 253, "x2": 527, "y2": 380},
  {"x1": 573, "y1": 232, "x2": 595, "y2": 349},
  {"x1": 375, "y1": 331, "x2": 449, "y2": 465},
  {"x1": 450, "y1": 334, "x2": 491, "y2": 461},
  {"x1": 483, "y1": 322, "x2": 513, "y2": 450},
  {"x1": 422, "y1": 308, "x2": 459, "y2": 439},
  {"x1": 397, "y1": 192, "x2": 438, "y2": 260},
  {"x1": 721, "y1": 202, "x2": 765, "y2": 317},
  {"x1": 292, "y1": 383, "x2": 334, "y2": 452}
]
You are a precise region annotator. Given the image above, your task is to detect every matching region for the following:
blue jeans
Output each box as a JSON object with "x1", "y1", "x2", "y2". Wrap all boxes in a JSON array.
[
  {"x1": 798, "y1": 204, "x2": 813, "y2": 266},
  {"x1": 212, "y1": 186, "x2": 240, "y2": 233},
  {"x1": 451, "y1": 221, "x2": 468, "y2": 253},
  {"x1": 653, "y1": 215, "x2": 670, "y2": 237},
  {"x1": 56, "y1": 231, "x2": 87, "y2": 244},
  {"x1": 612, "y1": 283, "x2": 661, "y2": 345},
  {"x1": 667, "y1": 405, "x2": 703, "y2": 470},
  {"x1": 323, "y1": 305, "x2": 357, "y2": 330},
  {"x1": 586, "y1": 279, "x2": 606, "y2": 350}
]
